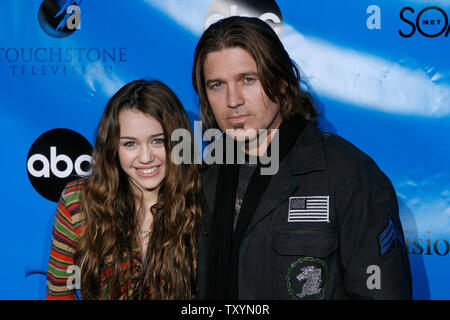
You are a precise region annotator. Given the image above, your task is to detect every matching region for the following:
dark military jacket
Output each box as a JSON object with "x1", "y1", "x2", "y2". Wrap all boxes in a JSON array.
[{"x1": 197, "y1": 121, "x2": 412, "y2": 299}]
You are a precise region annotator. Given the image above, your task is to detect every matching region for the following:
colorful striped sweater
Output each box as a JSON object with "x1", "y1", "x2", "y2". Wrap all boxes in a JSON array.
[{"x1": 46, "y1": 179, "x2": 150, "y2": 299}]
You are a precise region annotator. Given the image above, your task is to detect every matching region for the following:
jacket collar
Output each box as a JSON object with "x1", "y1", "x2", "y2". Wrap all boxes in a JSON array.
[
  {"x1": 201, "y1": 121, "x2": 327, "y2": 235},
  {"x1": 243, "y1": 121, "x2": 327, "y2": 237},
  {"x1": 286, "y1": 120, "x2": 327, "y2": 175}
]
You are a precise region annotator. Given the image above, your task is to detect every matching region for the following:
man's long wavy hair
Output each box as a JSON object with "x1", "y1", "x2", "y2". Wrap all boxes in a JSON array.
[
  {"x1": 75, "y1": 80, "x2": 201, "y2": 299},
  {"x1": 192, "y1": 16, "x2": 317, "y2": 130}
]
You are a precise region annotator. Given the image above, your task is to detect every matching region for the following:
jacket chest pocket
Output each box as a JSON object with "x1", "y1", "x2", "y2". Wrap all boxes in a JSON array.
[{"x1": 271, "y1": 228, "x2": 338, "y2": 300}]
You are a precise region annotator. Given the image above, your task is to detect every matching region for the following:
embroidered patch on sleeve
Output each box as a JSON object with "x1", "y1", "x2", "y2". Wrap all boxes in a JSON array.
[
  {"x1": 288, "y1": 196, "x2": 330, "y2": 222},
  {"x1": 378, "y1": 216, "x2": 407, "y2": 256}
]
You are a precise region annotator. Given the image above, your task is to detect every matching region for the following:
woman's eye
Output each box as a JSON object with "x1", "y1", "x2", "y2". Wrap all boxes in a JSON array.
[
  {"x1": 123, "y1": 141, "x2": 136, "y2": 147},
  {"x1": 152, "y1": 138, "x2": 165, "y2": 144}
]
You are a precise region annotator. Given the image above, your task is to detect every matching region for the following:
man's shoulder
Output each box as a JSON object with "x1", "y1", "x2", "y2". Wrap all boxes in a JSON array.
[
  {"x1": 322, "y1": 132, "x2": 374, "y2": 164},
  {"x1": 320, "y1": 132, "x2": 395, "y2": 190},
  {"x1": 199, "y1": 163, "x2": 220, "y2": 176},
  {"x1": 318, "y1": 132, "x2": 381, "y2": 178},
  {"x1": 199, "y1": 163, "x2": 223, "y2": 195}
]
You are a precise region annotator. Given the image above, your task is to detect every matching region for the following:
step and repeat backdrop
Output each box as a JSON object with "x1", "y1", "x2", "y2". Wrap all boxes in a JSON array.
[{"x1": 0, "y1": 0, "x2": 448, "y2": 299}]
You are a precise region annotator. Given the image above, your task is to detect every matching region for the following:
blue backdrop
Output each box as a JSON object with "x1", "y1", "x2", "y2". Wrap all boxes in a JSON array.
[{"x1": 1, "y1": 0, "x2": 448, "y2": 299}]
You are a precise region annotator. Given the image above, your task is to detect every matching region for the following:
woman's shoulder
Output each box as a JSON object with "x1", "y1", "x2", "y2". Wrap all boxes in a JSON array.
[{"x1": 58, "y1": 178, "x2": 87, "y2": 225}]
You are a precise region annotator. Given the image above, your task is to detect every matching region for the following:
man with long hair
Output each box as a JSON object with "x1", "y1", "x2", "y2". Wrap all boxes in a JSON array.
[{"x1": 193, "y1": 16, "x2": 411, "y2": 299}]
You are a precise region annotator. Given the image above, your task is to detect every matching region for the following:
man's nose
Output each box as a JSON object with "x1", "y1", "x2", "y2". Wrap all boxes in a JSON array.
[{"x1": 227, "y1": 84, "x2": 244, "y2": 108}]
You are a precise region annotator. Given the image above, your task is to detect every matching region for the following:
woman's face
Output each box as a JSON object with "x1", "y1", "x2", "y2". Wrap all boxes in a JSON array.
[{"x1": 117, "y1": 108, "x2": 167, "y2": 197}]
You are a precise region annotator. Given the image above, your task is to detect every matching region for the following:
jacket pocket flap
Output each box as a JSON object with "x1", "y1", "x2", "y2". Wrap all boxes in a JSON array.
[{"x1": 272, "y1": 230, "x2": 338, "y2": 258}]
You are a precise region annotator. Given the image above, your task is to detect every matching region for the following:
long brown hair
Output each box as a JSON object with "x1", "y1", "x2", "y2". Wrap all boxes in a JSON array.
[
  {"x1": 75, "y1": 80, "x2": 201, "y2": 299},
  {"x1": 192, "y1": 16, "x2": 317, "y2": 130}
]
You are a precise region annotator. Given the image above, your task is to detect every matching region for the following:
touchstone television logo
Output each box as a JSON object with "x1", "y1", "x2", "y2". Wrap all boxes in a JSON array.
[
  {"x1": 3, "y1": 0, "x2": 125, "y2": 77},
  {"x1": 27, "y1": 128, "x2": 93, "y2": 202},
  {"x1": 204, "y1": 0, "x2": 283, "y2": 37},
  {"x1": 38, "y1": 0, "x2": 82, "y2": 38}
]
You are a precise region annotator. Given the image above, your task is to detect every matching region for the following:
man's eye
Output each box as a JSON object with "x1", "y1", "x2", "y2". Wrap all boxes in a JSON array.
[
  {"x1": 210, "y1": 82, "x2": 223, "y2": 89},
  {"x1": 243, "y1": 77, "x2": 255, "y2": 84}
]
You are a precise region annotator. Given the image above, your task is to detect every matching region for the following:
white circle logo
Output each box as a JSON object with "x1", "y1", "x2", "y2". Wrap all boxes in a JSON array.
[{"x1": 27, "y1": 128, "x2": 93, "y2": 202}]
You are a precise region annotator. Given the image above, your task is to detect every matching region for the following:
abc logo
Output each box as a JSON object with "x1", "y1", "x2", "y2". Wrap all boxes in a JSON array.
[
  {"x1": 27, "y1": 128, "x2": 93, "y2": 202},
  {"x1": 204, "y1": 0, "x2": 283, "y2": 37}
]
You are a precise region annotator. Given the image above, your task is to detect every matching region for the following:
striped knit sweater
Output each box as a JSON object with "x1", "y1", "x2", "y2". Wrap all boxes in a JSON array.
[{"x1": 46, "y1": 179, "x2": 150, "y2": 299}]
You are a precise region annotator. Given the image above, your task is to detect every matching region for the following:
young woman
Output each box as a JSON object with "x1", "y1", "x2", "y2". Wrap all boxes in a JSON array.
[{"x1": 46, "y1": 80, "x2": 202, "y2": 299}]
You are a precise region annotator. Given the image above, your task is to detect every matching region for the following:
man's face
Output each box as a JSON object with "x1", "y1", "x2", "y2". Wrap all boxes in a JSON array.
[{"x1": 203, "y1": 47, "x2": 282, "y2": 142}]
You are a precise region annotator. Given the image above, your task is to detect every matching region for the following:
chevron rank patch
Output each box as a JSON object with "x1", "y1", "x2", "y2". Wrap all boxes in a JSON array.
[
  {"x1": 378, "y1": 216, "x2": 407, "y2": 256},
  {"x1": 288, "y1": 196, "x2": 330, "y2": 222}
]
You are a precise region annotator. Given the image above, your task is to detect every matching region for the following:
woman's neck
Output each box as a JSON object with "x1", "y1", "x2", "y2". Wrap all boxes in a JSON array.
[{"x1": 136, "y1": 193, "x2": 157, "y2": 259}]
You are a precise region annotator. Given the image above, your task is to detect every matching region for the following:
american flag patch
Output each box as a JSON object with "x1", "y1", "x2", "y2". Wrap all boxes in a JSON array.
[{"x1": 288, "y1": 196, "x2": 330, "y2": 222}]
